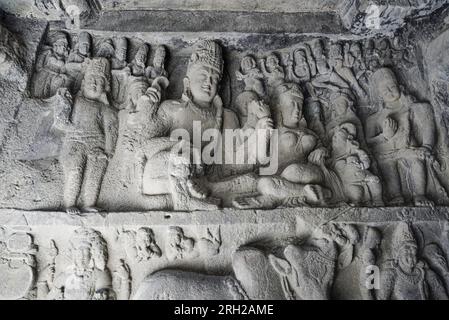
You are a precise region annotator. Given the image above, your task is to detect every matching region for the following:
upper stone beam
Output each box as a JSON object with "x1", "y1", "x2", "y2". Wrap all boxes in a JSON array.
[{"x1": 0, "y1": 0, "x2": 447, "y2": 35}]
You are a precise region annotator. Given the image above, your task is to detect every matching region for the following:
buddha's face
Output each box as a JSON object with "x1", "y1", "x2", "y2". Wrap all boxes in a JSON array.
[
  {"x1": 136, "y1": 230, "x2": 151, "y2": 247},
  {"x1": 295, "y1": 52, "x2": 307, "y2": 66},
  {"x1": 79, "y1": 41, "x2": 90, "y2": 56},
  {"x1": 295, "y1": 56, "x2": 310, "y2": 79},
  {"x1": 187, "y1": 64, "x2": 220, "y2": 104},
  {"x1": 241, "y1": 56, "x2": 256, "y2": 73},
  {"x1": 53, "y1": 40, "x2": 69, "y2": 57},
  {"x1": 351, "y1": 44, "x2": 362, "y2": 57},
  {"x1": 398, "y1": 243, "x2": 418, "y2": 270},
  {"x1": 135, "y1": 48, "x2": 147, "y2": 65},
  {"x1": 154, "y1": 49, "x2": 165, "y2": 67},
  {"x1": 169, "y1": 231, "x2": 182, "y2": 245},
  {"x1": 377, "y1": 75, "x2": 401, "y2": 103},
  {"x1": 116, "y1": 41, "x2": 128, "y2": 61},
  {"x1": 313, "y1": 41, "x2": 324, "y2": 57},
  {"x1": 266, "y1": 55, "x2": 279, "y2": 71},
  {"x1": 83, "y1": 74, "x2": 107, "y2": 101},
  {"x1": 279, "y1": 91, "x2": 303, "y2": 127},
  {"x1": 73, "y1": 246, "x2": 92, "y2": 269}
]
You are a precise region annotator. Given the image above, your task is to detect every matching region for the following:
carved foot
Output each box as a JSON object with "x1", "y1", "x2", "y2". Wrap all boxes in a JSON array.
[
  {"x1": 187, "y1": 180, "x2": 208, "y2": 200},
  {"x1": 388, "y1": 196, "x2": 405, "y2": 206},
  {"x1": 413, "y1": 196, "x2": 434, "y2": 207},
  {"x1": 175, "y1": 196, "x2": 221, "y2": 211},
  {"x1": 83, "y1": 206, "x2": 106, "y2": 213},
  {"x1": 303, "y1": 185, "x2": 331, "y2": 206},
  {"x1": 65, "y1": 206, "x2": 81, "y2": 215}
]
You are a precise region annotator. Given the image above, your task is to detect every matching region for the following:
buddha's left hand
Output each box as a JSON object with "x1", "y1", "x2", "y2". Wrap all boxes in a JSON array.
[{"x1": 308, "y1": 148, "x2": 327, "y2": 166}]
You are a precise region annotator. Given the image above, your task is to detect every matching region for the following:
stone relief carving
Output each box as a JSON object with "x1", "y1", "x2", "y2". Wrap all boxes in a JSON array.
[
  {"x1": 166, "y1": 226, "x2": 197, "y2": 261},
  {"x1": 366, "y1": 68, "x2": 447, "y2": 207},
  {"x1": 378, "y1": 222, "x2": 448, "y2": 300},
  {"x1": 134, "y1": 236, "x2": 338, "y2": 300},
  {"x1": 58, "y1": 58, "x2": 118, "y2": 214},
  {"x1": 3, "y1": 1, "x2": 449, "y2": 301},
  {"x1": 18, "y1": 29, "x2": 449, "y2": 212},
  {"x1": 112, "y1": 259, "x2": 132, "y2": 300},
  {"x1": 0, "y1": 227, "x2": 38, "y2": 300},
  {"x1": 41, "y1": 228, "x2": 115, "y2": 300},
  {"x1": 117, "y1": 227, "x2": 162, "y2": 262}
]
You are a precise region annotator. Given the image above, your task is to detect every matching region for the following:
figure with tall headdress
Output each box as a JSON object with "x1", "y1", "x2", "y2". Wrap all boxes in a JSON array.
[
  {"x1": 138, "y1": 40, "x2": 271, "y2": 211},
  {"x1": 59, "y1": 58, "x2": 118, "y2": 215},
  {"x1": 378, "y1": 222, "x2": 447, "y2": 300},
  {"x1": 32, "y1": 31, "x2": 74, "y2": 98},
  {"x1": 45, "y1": 228, "x2": 115, "y2": 300}
]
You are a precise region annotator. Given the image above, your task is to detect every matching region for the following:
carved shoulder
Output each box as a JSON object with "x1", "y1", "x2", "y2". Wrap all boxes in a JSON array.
[
  {"x1": 158, "y1": 99, "x2": 186, "y2": 118},
  {"x1": 223, "y1": 108, "x2": 241, "y2": 129}
]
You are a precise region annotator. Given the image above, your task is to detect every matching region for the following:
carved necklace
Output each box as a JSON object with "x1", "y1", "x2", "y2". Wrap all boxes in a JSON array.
[{"x1": 396, "y1": 264, "x2": 424, "y2": 285}]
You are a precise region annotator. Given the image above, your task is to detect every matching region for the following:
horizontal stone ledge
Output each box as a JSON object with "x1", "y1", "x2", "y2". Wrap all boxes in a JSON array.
[
  {"x1": 82, "y1": 9, "x2": 344, "y2": 34},
  {"x1": 0, "y1": 207, "x2": 447, "y2": 227}
]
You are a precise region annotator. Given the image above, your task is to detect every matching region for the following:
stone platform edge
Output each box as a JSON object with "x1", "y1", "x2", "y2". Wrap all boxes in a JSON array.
[{"x1": 0, "y1": 207, "x2": 447, "y2": 227}]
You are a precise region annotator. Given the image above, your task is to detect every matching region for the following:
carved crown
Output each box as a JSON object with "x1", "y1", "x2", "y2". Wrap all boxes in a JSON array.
[
  {"x1": 188, "y1": 40, "x2": 223, "y2": 75},
  {"x1": 393, "y1": 222, "x2": 417, "y2": 252},
  {"x1": 85, "y1": 57, "x2": 111, "y2": 81}
]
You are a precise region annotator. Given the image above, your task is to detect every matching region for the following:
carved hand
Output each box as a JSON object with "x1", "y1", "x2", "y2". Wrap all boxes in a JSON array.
[
  {"x1": 382, "y1": 117, "x2": 398, "y2": 139},
  {"x1": 145, "y1": 87, "x2": 162, "y2": 105},
  {"x1": 308, "y1": 148, "x2": 327, "y2": 166},
  {"x1": 414, "y1": 146, "x2": 432, "y2": 160},
  {"x1": 56, "y1": 87, "x2": 73, "y2": 106},
  {"x1": 255, "y1": 117, "x2": 273, "y2": 130},
  {"x1": 249, "y1": 100, "x2": 271, "y2": 120}
]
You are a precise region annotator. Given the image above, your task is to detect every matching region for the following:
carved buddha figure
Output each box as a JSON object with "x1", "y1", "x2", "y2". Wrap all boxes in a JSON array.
[
  {"x1": 378, "y1": 222, "x2": 448, "y2": 300},
  {"x1": 135, "y1": 227, "x2": 162, "y2": 261},
  {"x1": 32, "y1": 31, "x2": 73, "y2": 98},
  {"x1": 145, "y1": 45, "x2": 168, "y2": 79},
  {"x1": 235, "y1": 55, "x2": 265, "y2": 97},
  {"x1": 59, "y1": 58, "x2": 117, "y2": 214},
  {"x1": 68, "y1": 31, "x2": 92, "y2": 63},
  {"x1": 286, "y1": 44, "x2": 317, "y2": 85},
  {"x1": 311, "y1": 39, "x2": 329, "y2": 75},
  {"x1": 235, "y1": 55, "x2": 266, "y2": 127},
  {"x1": 48, "y1": 228, "x2": 114, "y2": 300},
  {"x1": 166, "y1": 226, "x2": 195, "y2": 261},
  {"x1": 365, "y1": 68, "x2": 440, "y2": 206},
  {"x1": 112, "y1": 37, "x2": 128, "y2": 70},
  {"x1": 292, "y1": 50, "x2": 311, "y2": 82},
  {"x1": 260, "y1": 52, "x2": 285, "y2": 92},
  {"x1": 129, "y1": 44, "x2": 149, "y2": 77},
  {"x1": 96, "y1": 38, "x2": 115, "y2": 59},
  {"x1": 331, "y1": 123, "x2": 383, "y2": 206},
  {"x1": 326, "y1": 90, "x2": 364, "y2": 143},
  {"x1": 141, "y1": 40, "x2": 265, "y2": 211},
  {"x1": 233, "y1": 83, "x2": 330, "y2": 209},
  {"x1": 347, "y1": 42, "x2": 367, "y2": 81}
]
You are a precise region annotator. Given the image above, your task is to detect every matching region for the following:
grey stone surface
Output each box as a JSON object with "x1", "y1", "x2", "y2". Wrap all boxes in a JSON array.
[{"x1": 1, "y1": 0, "x2": 449, "y2": 300}]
